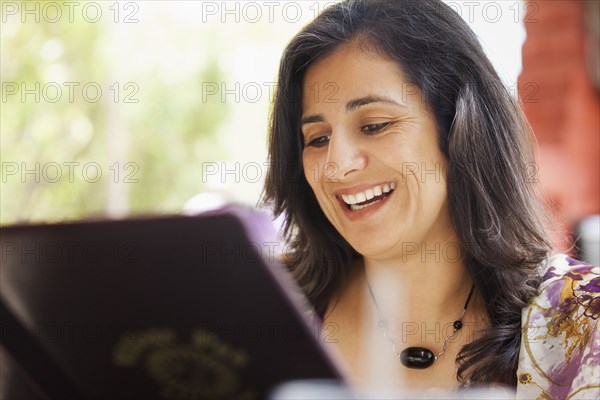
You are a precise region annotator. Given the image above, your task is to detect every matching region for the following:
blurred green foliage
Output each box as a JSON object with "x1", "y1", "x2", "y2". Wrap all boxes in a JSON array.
[{"x1": 1, "y1": 8, "x2": 229, "y2": 224}]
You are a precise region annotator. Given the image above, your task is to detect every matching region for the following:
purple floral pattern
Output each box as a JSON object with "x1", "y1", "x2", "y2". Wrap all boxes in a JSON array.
[{"x1": 516, "y1": 254, "x2": 599, "y2": 399}]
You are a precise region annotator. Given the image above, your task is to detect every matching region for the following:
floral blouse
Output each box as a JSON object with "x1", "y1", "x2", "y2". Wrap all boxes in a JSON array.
[{"x1": 516, "y1": 254, "x2": 599, "y2": 399}]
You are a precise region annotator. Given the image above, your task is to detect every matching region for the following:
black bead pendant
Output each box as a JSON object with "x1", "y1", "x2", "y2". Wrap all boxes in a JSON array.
[{"x1": 399, "y1": 347, "x2": 435, "y2": 369}]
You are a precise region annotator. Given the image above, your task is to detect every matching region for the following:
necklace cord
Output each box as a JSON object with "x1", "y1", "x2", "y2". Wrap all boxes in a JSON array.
[
  {"x1": 366, "y1": 278, "x2": 476, "y2": 363},
  {"x1": 463, "y1": 284, "x2": 476, "y2": 310}
]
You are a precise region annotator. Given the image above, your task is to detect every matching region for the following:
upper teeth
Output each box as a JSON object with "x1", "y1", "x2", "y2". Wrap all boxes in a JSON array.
[{"x1": 341, "y1": 182, "x2": 396, "y2": 205}]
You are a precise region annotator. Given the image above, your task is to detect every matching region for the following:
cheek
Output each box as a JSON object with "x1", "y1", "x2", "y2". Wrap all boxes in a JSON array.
[
  {"x1": 302, "y1": 152, "x2": 323, "y2": 191},
  {"x1": 302, "y1": 154, "x2": 334, "y2": 212},
  {"x1": 302, "y1": 155, "x2": 312, "y2": 187}
]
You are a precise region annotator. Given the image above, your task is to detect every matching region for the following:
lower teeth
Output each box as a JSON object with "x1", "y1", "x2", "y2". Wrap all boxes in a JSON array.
[{"x1": 350, "y1": 198, "x2": 383, "y2": 211}]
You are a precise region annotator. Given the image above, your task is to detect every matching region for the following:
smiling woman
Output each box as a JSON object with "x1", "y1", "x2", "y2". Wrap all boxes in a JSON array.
[
  {"x1": 300, "y1": 45, "x2": 453, "y2": 259},
  {"x1": 262, "y1": 0, "x2": 599, "y2": 396}
]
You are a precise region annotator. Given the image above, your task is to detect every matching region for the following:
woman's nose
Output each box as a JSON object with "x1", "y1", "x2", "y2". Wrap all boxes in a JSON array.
[{"x1": 325, "y1": 131, "x2": 367, "y2": 180}]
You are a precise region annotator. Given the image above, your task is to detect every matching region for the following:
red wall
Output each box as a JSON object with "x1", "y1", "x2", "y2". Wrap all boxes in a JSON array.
[{"x1": 519, "y1": 0, "x2": 600, "y2": 252}]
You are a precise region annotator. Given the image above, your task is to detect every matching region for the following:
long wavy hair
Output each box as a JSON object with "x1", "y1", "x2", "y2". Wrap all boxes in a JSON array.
[{"x1": 262, "y1": 0, "x2": 551, "y2": 386}]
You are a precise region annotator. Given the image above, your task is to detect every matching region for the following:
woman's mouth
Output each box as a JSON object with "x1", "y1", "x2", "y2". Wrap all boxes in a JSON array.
[{"x1": 340, "y1": 182, "x2": 396, "y2": 211}]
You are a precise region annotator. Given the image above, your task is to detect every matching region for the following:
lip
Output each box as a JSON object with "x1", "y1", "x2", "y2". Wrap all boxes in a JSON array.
[
  {"x1": 334, "y1": 181, "x2": 396, "y2": 197},
  {"x1": 334, "y1": 181, "x2": 396, "y2": 222}
]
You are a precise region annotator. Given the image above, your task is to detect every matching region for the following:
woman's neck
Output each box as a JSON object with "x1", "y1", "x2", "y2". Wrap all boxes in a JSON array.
[
  {"x1": 361, "y1": 240, "x2": 476, "y2": 325},
  {"x1": 322, "y1": 253, "x2": 487, "y2": 393}
]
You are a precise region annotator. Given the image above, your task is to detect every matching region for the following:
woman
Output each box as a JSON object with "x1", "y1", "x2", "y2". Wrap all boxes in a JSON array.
[{"x1": 263, "y1": 0, "x2": 599, "y2": 397}]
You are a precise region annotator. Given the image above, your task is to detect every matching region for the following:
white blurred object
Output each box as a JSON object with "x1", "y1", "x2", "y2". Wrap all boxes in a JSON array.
[
  {"x1": 182, "y1": 191, "x2": 230, "y2": 214},
  {"x1": 269, "y1": 379, "x2": 516, "y2": 399},
  {"x1": 269, "y1": 379, "x2": 353, "y2": 400},
  {"x1": 443, "y1": 0, "x2": 526, "y2": 91},
  {"x1": 578, "y1": 214, "x2": 600, "y2": 266},
  {"x1": 183, "y1": 160, "x2": 240, "y2": 214}
]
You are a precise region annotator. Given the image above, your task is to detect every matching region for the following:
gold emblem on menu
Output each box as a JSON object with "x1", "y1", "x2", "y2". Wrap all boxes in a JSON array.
[{"x1": 113, "y1": 328, "x2": 255, "y2": 399}]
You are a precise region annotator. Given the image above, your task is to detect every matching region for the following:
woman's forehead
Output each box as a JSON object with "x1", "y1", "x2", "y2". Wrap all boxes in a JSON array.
[{"x1": 301, "y1": 46, "x2": 414, "y2": 111}]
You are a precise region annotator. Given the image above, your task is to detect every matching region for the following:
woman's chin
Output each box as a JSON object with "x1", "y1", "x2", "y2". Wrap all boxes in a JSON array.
[{"x1": 348, "y1": 240, "x2": 400, "y2": 261}]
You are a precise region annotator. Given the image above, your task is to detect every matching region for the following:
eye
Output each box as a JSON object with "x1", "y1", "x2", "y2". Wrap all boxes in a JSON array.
[
  {"x1": 361, "y1": 122, "x2": 392, "y2": 134},
  {"x1": 305, "y1": 134, "x2": 330, "y2": 148}
]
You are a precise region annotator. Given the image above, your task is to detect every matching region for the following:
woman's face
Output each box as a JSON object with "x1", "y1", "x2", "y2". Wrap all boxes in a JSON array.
[{"x1": 301, "y1": 44, "x2": 456, "y2": 259}]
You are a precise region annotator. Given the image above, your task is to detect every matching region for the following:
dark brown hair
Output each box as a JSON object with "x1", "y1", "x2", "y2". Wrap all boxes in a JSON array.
[{"x1": 262, "y1": 0, "x2": 551, "y2": 386}]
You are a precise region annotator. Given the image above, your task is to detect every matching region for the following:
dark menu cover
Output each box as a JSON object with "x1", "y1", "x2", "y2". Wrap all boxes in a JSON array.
[{"x1": 0, "y1": 210, "x2": 345, "y2": 399}]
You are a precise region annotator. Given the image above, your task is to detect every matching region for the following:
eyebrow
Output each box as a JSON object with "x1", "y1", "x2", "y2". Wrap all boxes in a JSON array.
[{"x1": 300, "y1": 95, "x2": 405, "y2": 126}]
